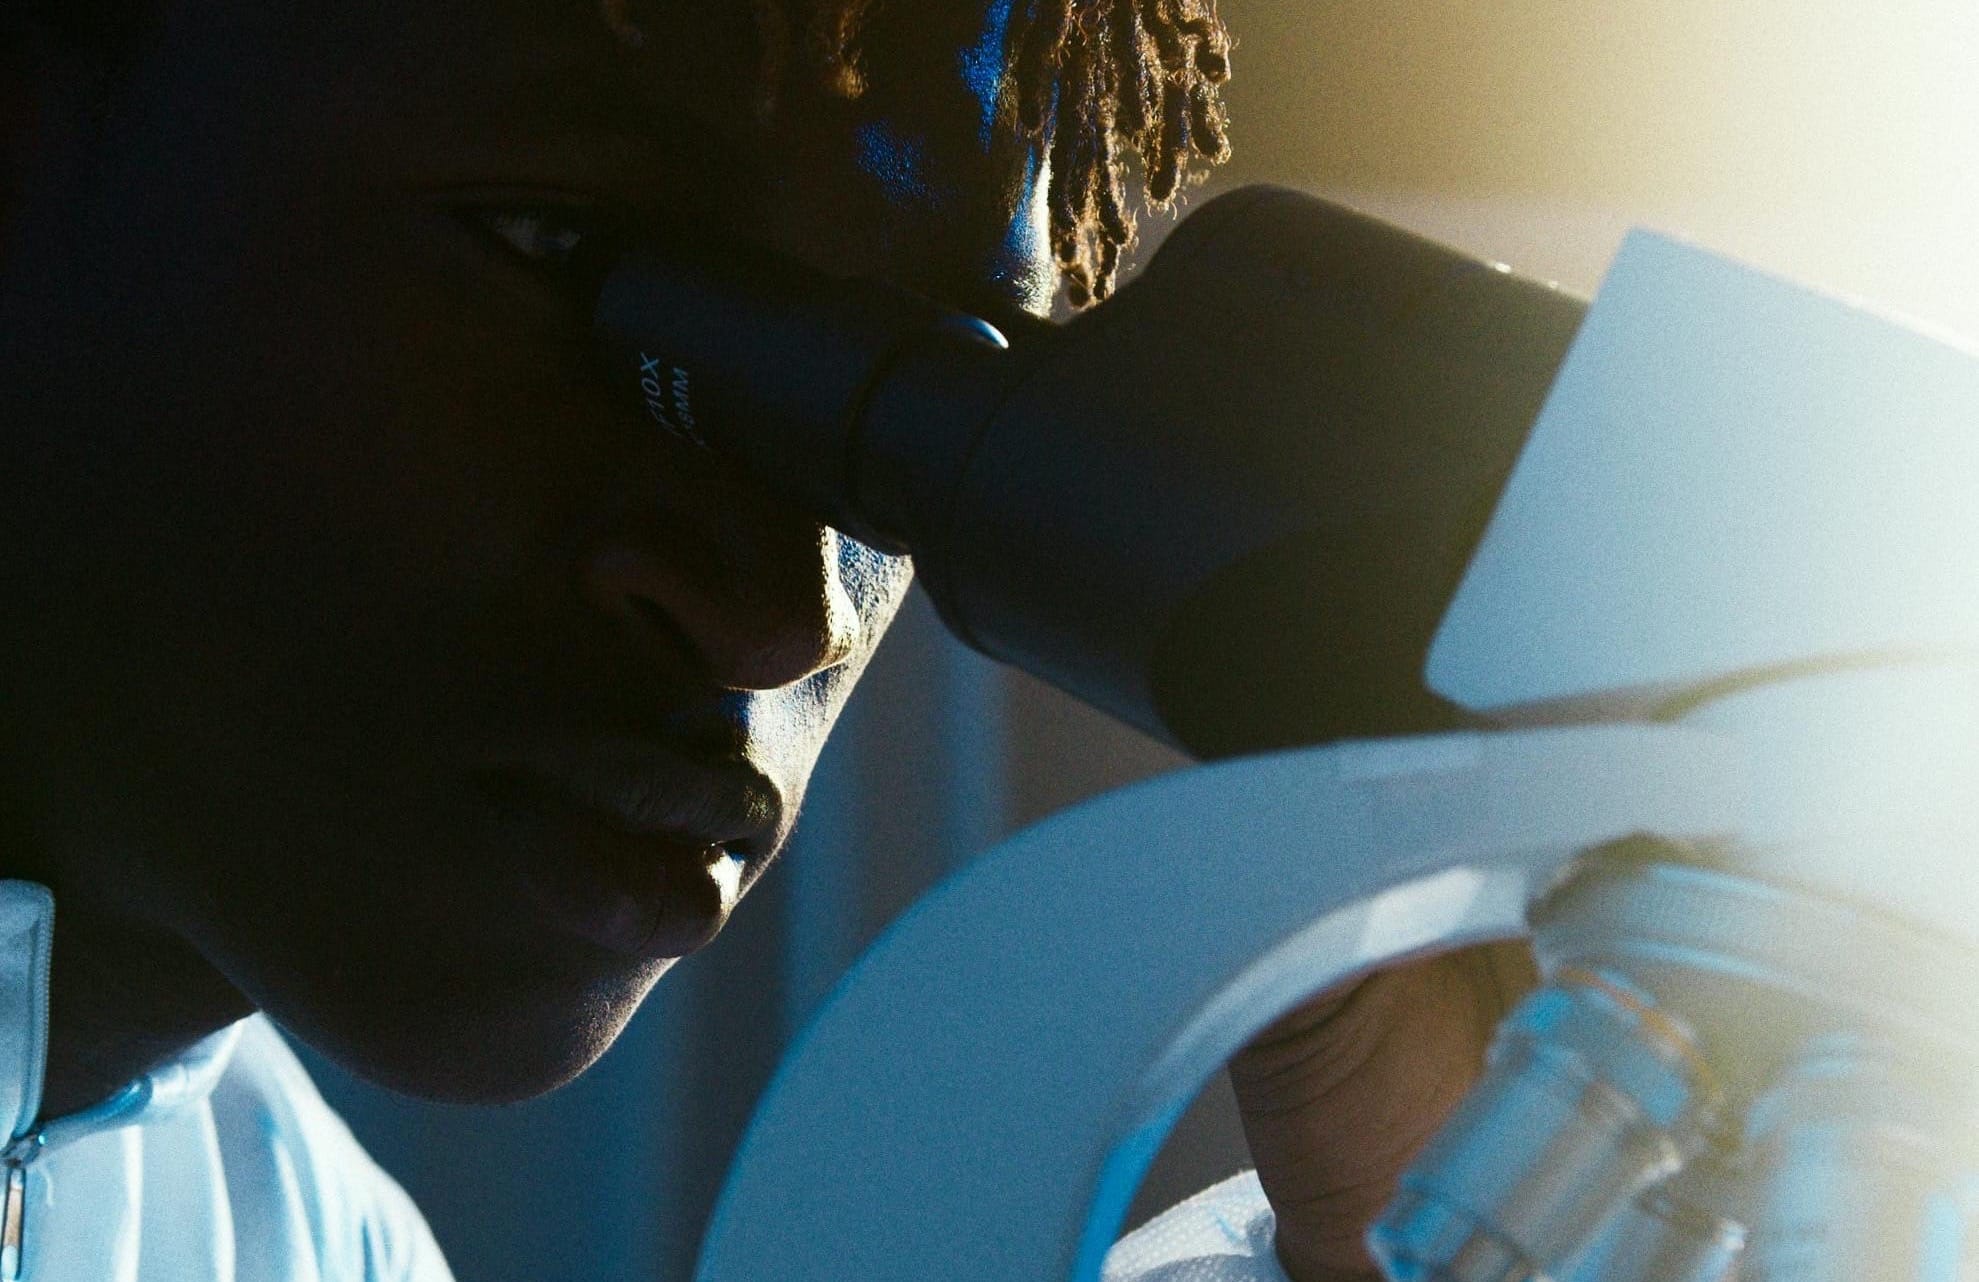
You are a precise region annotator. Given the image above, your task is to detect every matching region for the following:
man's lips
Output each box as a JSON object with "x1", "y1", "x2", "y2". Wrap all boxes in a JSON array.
[
  {"x1": 470, "y1": 738, "x2": 783, "y2": 959},
  {"x1": 499, "y1": 735, "x2": 783, "y2": 853}
]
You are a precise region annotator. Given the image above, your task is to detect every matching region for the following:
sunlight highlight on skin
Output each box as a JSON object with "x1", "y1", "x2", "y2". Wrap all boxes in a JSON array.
[
  {"x1": 853, "y1": 119, "x2": 934, "y2": 207},
  {"x1": 960, "y1": 0, "x2": 1017, "y2": 149}
]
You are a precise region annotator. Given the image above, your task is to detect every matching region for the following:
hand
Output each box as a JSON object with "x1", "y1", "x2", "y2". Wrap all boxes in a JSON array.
[{"x1": 1227, "y1": 942, "x2": 1538, "y2": 1282}]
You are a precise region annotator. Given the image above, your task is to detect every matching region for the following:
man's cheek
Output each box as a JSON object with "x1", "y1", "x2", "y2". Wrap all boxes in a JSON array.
[{"x1": 845, "y1": 544, "x2": 916, "y2": 635}]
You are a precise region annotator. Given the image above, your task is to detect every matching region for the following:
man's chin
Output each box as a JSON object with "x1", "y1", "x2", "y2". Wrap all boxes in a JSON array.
[{"x1": 252, "y1": 958, "x2": 670, "y2": 1104}]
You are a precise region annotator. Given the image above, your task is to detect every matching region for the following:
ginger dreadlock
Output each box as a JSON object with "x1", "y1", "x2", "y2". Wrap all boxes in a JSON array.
[
  {"x1": 1005, "y1": 0, "x2": 1234, "y2": 305},
  {"x1": 602, "y1": 0, "x2": 1235, "y2": 307}
]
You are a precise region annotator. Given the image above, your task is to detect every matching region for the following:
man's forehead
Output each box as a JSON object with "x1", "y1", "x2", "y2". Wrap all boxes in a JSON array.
[
  {"x1": 472, "y1": 0, "x2": 1003, "y2": 85},
  {"x1": 222, "y1": 0, "x2": 1046, "y2": 296},
  {"x1": 367, "y1": 0, "x2": 1008, "y2": 144},
  {"x1": 400, "y1": 0, "x2": 760, "y2": 112}
]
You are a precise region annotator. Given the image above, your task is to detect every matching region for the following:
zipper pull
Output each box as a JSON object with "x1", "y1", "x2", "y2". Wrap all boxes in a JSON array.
[{"x1": 1, "y1": 1132, "x2": 44, "y2": 1282}]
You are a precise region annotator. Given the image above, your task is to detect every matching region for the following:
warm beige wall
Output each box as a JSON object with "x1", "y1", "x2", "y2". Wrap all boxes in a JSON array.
[{"x1": 1210, "y1": 0, "x2": 1979, "y2": 333}]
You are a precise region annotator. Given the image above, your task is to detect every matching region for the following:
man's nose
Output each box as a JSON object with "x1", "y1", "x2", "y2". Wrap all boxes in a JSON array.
[{"x1": 579, "y1": 479, "x2": 864, "y2": 692}]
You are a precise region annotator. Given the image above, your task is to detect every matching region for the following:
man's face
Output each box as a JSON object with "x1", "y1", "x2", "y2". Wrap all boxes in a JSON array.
[{"x1": 0, "y1": 0, "x2": 1050, "y2": 1099}]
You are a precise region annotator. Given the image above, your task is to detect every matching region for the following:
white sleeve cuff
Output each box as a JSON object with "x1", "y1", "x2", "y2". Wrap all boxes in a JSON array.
[{"x1": 1101, "y1": 1170, "x2": 1293, "y2": 1282}]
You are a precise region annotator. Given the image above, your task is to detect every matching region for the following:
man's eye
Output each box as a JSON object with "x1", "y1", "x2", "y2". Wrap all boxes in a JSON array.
[
  {"x1": 454, "y1": 204, "x2": 630, "y2": 306},
  {"x1": 466, "y1": 207, "x2": 601, "y2": 269}
]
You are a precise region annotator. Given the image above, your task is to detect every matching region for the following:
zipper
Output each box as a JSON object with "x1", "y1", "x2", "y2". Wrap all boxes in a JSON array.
[
  {"x1": 0, "y1": 1076, "x2": 152, "y2": 1282},
  {"x1": 0, "y1": 885, "x2": 214, "y2": 1282},
  {"x1": 0, "y1": 885, "x2": 53, "y2": 1282},
  {"x1": 0, "y1": 1076, "x2": 153, "y2": 1282},
  {"x1": 0, "y1": 1130, "x2": 42, "y2": 1282}
]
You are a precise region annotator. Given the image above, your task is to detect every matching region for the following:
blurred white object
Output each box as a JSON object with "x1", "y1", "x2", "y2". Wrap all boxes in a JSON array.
[
  {"x1": 1429, "y1": 229, "x2": 1979, "y2": 721},
  {"x1": 1428, "y1": 228, "x2": 1979, "y2": 946},
  {"x1": 1097, "y1": 1169, "x2": 1281, "y2": 1281}
]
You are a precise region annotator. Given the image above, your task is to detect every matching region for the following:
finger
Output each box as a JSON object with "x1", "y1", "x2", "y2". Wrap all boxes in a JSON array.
[{"x1": 1228, "y1": 943, "x2": 1535, "y2": 1281}]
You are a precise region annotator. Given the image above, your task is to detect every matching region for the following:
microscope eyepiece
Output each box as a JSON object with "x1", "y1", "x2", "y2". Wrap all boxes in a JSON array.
[
  {"x1": 592, "y1": 186, "x2": 1586, "y2": 757},
  {"x1": 592, "y1": 232, "x2": 1012, "y2": 557}
]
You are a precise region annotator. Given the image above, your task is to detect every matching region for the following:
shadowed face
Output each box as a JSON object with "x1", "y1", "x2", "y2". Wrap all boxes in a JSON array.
[{"x1": 0, "y1": 0, "x2": 1050, "y2": 1100}]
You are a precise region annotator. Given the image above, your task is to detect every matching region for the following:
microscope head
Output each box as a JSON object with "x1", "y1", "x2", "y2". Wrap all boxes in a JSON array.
[{"x1": 1425, "y1": 228, "x2": 1979, "y2": 945}]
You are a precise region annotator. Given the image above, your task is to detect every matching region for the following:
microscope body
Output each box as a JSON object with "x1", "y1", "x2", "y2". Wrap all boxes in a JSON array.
[{"x1": 593, "y1": 186, "x2": 1979, "y2": 1279}]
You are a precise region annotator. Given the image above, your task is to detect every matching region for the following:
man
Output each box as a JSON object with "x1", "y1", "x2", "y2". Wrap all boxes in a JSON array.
[{"x1": 0, "y1": 0, "x2": 1528, "y2": 1276}]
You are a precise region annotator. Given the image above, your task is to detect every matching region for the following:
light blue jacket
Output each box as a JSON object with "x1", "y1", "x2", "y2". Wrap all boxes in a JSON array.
[{"x1": 0, "y1": 882, "x2": 448, "y2": 1281}]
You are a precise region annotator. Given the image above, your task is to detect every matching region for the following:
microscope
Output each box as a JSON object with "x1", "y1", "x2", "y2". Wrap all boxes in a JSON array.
[{"x1": 594, "y1": 185, "x2": 1979, "y2": 1281}]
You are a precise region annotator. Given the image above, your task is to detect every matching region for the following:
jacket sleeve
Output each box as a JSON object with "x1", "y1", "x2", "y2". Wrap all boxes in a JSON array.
[{"x1": 1100, "y1": 1170, "x2": 1294, "y2": 1282}]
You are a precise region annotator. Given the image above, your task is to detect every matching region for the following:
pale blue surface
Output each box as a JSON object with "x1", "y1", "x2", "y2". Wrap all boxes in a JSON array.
[
  {"x1": 695, "y1": 727, "x2": 1746, "y2": 1282},
  {"x1": 1430, "y1": 232, "x2": 1979, "y2": 717}
]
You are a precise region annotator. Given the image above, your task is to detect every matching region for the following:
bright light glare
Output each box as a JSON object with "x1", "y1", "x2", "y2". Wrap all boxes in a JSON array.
[{"x1": 1221, "y1": 0, "x2": 1979, "y2": 338}]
